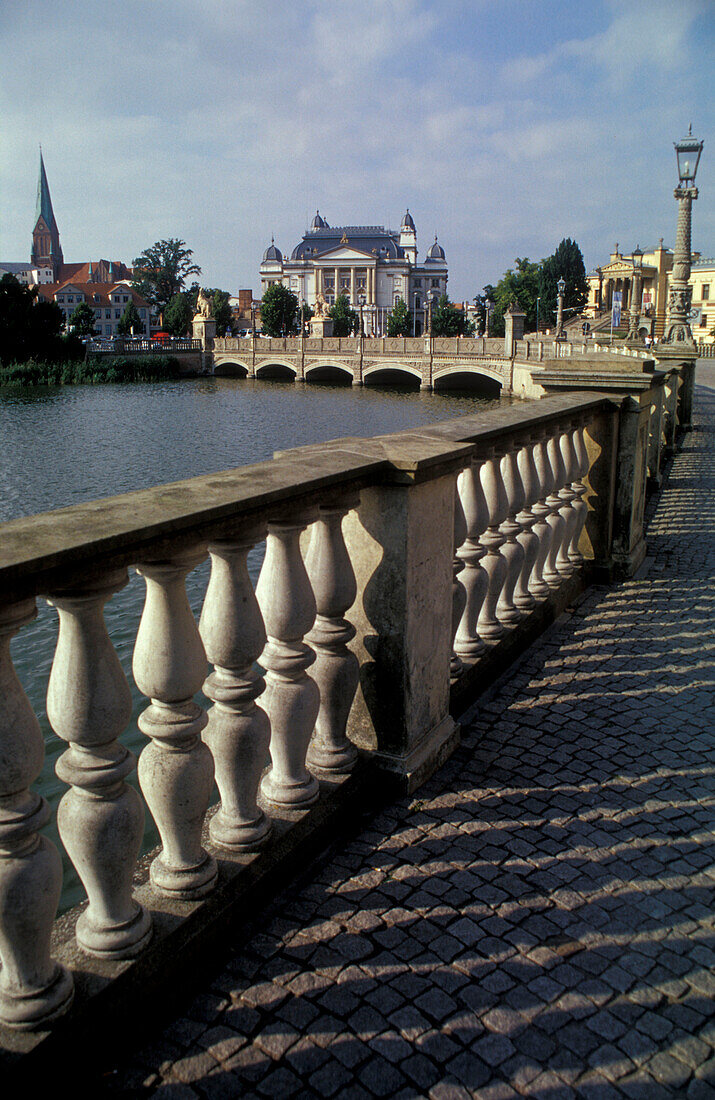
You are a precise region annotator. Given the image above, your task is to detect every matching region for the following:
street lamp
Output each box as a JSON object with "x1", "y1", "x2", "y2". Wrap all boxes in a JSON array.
[
  {"x1": 626, "y1": 247, "x2": 643, "y2": 343},
  {"x1": 555, "y1": 277, "x2": 566, "y2": 339},
  {"x1": 661, "y1": 126, "x2": 703, "y2": 345},
  {"x1": 536, "y1": 296, "x2": 541, "y2": 335},
  {"x1": 485, "y1": 297, "x2": 494, "y2": 337},
  {"x1": 358, "y1": 294, "x2": 366, "y2": 337}
]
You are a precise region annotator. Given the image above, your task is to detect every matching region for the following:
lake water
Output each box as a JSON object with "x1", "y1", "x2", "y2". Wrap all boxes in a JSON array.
[{"x1": 0, "y1": 376, "x2": 509, "y2": 907}]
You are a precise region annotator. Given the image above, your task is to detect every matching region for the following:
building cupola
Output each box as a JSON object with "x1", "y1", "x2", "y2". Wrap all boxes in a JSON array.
[
  {"x1": 309, "y1": 210, "x2": 329, "y2": 231},
  {"x1": 399, "y1": 208, "x2": 417, "y2": 264},
  {"x1": 426, "y1": 235, "x2": 446, "y2": 262},
  {"x1": 262, "y1": 236, "x2": 283, "y2": 263}
]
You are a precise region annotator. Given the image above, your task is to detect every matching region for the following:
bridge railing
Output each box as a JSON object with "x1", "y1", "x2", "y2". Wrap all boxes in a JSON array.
[{"x1": 0, "y1": 387, "x2": 685, "y2": 1051}]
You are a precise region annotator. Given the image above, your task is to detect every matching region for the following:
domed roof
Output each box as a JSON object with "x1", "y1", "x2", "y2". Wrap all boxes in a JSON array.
[
  {"x1": 309, "y1": 210, "x2": 329, "y2": 230},
  {"x1": 426, "y1": 235, "x2": 446, "y2": 262},
  {"x1": 262, "y1": 236, "x2": 283, "y2": 263},
  {"x1": 401, "y1": 208, "x2": 415, "y2": 231}
]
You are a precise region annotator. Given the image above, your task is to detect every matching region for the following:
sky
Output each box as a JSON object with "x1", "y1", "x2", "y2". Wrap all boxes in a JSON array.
[{"x1": 1, "y1": 0, "x2": 713, "y2": 301}]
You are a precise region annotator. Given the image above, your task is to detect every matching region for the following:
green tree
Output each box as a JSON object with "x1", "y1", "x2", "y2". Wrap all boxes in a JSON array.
[
  {"x1": 68, "y1": 300, "x2": 97, "y2": 337},
  {"x1": 117, "y1": 300, "x2": 145, "y2": 336},
  {"x1": 261, "y1": 283, "x2": 298, "y2": 336},
  {"x1": 0, "y1": 274, "x2": 78, "y2": 364},
  {"x1": 487, "y1": 258, "x2": 541, "y2": 336},
  {"x1": 203, "y1": 288, "x2": 233, "y2": 336},
  {"x1": 431, "y1": 295, "x2": 475, "y2": 337},
  {"x1": 387, "y1": 297, "x2": 412, "y2": 336},
  {"x1": 131, "y1": 238, "x2": 201, "y2": 315},
  {"x1": 329, "y1": 294, "x2": 359, "y2": 337},
  {"x1": 163, "y1": 292, "x2": 194, "y2": 336},
  {"x1": 299, "y1": 302, "x2": 314, "y2": 332},
  {"x1": 538, "y1": 238, "x2": 589, "y2": 333}
]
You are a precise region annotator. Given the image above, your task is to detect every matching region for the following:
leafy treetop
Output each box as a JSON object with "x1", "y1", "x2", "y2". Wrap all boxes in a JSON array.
[
  {"x1": 132, "y1": 239, "x2": 201, "y2": 315},
  {"x1": 328, "y1": 294, "x2": 359, "y2": 337},
  {"x1": 261, "y1": 283, "x2": 298, "y2": 336},
  {"x1": 68, "y1": 300, "x2": 97, "y2": 337},
  {"x1": 431, "y1": 295, "x2": 475, "y2": 337},
  {"x1": 387, "y1": 297, "x2": 412, "y2": 337},
  {"x1": 117, "y1": 300, "x2": 145, "y2": 336}
]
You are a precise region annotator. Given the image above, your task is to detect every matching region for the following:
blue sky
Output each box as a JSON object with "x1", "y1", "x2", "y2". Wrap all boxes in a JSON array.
[{"x1": 1, "y1": 0, "x2": 712, "y2": 300}]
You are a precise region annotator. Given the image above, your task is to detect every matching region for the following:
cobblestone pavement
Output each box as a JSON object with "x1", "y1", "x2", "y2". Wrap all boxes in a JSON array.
[{"x1": 107, "y1": 387, "x2": 715, "y2": 1099}]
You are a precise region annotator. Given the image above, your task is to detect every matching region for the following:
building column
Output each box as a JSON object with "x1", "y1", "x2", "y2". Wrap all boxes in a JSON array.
[
  {"x1": 334, "y1": 267, "x2": 339, "y2": 300},
  {"x1": 350, "y1": 268, "x2": 355, "y2": 305}
]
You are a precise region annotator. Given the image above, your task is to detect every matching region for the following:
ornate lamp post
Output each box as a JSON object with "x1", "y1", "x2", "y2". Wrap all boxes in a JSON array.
[
  {"x1": 358, "y1": 293, "x2": 366, "y2": 337},
  {"x1": 660, "y1": 126, "x2": 703, "y2": 345},
  {"x1": 555, "y1": 276, "x2": 566, "y2": 339},
  {"x1": 536, "y1": 296, "x2": 541, "y2": 335},
  {"x1": 626, "y1": 246, "x2": 643, "y2": 343},
  {"x1": 485, "y1": 297, "x2": 494, "y2": 337}
]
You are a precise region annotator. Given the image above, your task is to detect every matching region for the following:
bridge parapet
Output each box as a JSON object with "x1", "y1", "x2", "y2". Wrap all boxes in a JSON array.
[{"x1": 0, "y1": 370, "x2": 696, "y2": 1072}]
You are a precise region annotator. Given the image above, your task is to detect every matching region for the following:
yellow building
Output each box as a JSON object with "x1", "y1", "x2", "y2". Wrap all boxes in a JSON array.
[{"x1": 586, "y1": 243, "x2": 713, "y2": 345}]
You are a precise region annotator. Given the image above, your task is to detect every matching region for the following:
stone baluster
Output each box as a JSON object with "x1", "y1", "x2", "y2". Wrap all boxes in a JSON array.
[
  {"x1": 476, "y1": 447, "x2": 509, "y2": 640},
  {"x1": 542, "y1": 426, "x2": 567, "y2": 588},
  {"x1": 496, "y1": 441, "x2": 526, "y2": 627},
  {"x1": 455, "y1": 456, "x2": 489, "y2": 659},
  {"x1": 133, "y1": 550, "x2": 217, "y2": 898},
  {"x1": 529, "y1": 428, "x2": 555, "y2": 599},
  {"x1": 513, "y1": 433, "x2": 540, "y2": 612},
  {"x1": 304, "y1": 497, "x2": 360, "y2": 774},
  {"x1": 450, "y1": 482, "x2": 468, "y2": 677},
  {"x1": 568, "y1": 418, "x2": 590, "y2": 568},
  {"x1": 199, "y1": 530, "x2": 272, "y2": 851},
  {"x1": 47, "y1": 571, "x2": 152, "y2": 957},
  {"x1": 555, "y1": 420, "x2": 578, "y2": 578},
  {"x1": 0, "y1": 600, "x2": 73, "y2": 1030},
  {"x1": 257, "y1": 513, "x2": 320, "y2": 807}
]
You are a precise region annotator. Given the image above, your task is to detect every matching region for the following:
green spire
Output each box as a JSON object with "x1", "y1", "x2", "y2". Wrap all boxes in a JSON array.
[{"x1": 35, "y1": 150, "x2": 57, "y2": 231}]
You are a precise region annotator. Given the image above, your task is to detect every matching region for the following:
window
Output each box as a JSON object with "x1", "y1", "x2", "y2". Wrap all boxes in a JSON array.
[
  {"x1": 105, "y1": 309, "x2": 111, "y2": 318},
  {"x1": 413, "y1": 278, "x2": 422, "y2": 288},
  {"x1": 431, "y1": 278, "x2": 440, "y2": 288},
  {"x1": 115, "y1": 310, "x2": 121, "y2": 319},
  {"x1": 67, "y1": 295, "x2": 74, "y2": 303},
  {"x1": 415, "y1": 297, "x2": 421, "y2": 310},
  {"x1": 700, "y1": 313, "x2": 707, "y2": 327},
  {"x1": 702, "y1": 284, "x2": 710, "y2": 300},
  {"x1": 122, "y1": 295, "x2": 128, "y2": 303}
]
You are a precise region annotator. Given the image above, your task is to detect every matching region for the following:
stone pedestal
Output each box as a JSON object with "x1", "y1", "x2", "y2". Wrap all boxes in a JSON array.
[
  {"x1": 504, "y1": 302, "x2": 526, "y2": 356},
  {"x1": 309, "y1": 317, "x2": 333, "y2": 337},
  {"x1": 193, "y1": 316, "x2": 216, "y2": 350}
]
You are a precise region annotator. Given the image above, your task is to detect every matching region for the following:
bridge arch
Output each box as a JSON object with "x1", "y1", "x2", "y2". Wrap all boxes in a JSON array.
[
  {"x1": 213, "y1": 358, "x2": 249, "y2": 377},
  {"x1": 433, "y1": 364, "x2": 502, "y2": 396},
  {"x1": 255, "y1": 359, "x2": 297, "y2": 381},
  {"x1": 363, "y1": 361, "x2": 422, "y2": 390},
  {"x1": 305, "y1": 360, "x2": 354, "y2": 385}
]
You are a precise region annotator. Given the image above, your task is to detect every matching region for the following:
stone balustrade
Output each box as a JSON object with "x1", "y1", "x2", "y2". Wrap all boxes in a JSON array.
[{"x1": 0, "y1": 383, "x2": 694, "y2": 1066}]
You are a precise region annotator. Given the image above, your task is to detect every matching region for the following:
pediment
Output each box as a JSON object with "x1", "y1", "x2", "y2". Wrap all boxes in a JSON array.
[{"x1": 315, "y1": 246, "x2": 375, "y2": 262}]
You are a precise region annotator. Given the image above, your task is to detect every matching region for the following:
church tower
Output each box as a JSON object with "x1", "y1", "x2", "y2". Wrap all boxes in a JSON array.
[{"x1": 31, "y1": 150, "x2": 63, "y2": 278}]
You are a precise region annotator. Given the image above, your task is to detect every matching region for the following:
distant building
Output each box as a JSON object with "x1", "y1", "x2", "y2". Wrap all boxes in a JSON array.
[
  {"x1": 259, "y1": 210, "x2": 448, "y2": 334},
  {"x1": 0, "y1": 153, "x2": 150, "y2": 336},
  {"x1": 586, "y1": 240, "x2": 714, "y2": 344},
  {"x1": 229, "y1": 288, "x2": 261, "y2": 334}
]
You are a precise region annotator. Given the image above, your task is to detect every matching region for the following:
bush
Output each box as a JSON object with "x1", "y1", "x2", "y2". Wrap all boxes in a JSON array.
[{"x1": 0, "y1": 355, "x2": 181, "y2": 387}]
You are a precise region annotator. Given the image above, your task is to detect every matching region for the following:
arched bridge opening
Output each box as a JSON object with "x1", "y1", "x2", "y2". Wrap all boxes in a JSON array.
[
  {"x1": 363, "y1": 365, "x2": 422, "y2": 391},
  {"x1": 305, "y1": 363, "x2": 354, "y2": 386},
  {"x1": 214, "y1": 359, "x2": 249, "y2": 378},
  {"x1": 255, "y1": 361, "x2": 296, "y2": 382},
  {"x1": 433, "y1": 369, "x2": 502, "y2": 397}
]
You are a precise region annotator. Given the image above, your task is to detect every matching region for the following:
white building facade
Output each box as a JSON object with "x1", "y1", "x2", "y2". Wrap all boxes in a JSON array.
[{"x1": 260, "y1": 211, "x2": 448, "y2": 335}]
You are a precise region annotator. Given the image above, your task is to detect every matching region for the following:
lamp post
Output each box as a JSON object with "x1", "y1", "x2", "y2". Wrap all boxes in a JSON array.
[
  {"x1": 358, "y1": 293, "x2": 366, "y2": 337},
  {"x1": 626, "y1": 247, "x2": 643, "y2": 343},
  {"x1": 536, "y1": 296, "x2": 541, "y2": 336},
  {"x1": 250, "y1": 304, "x2": 256, "y2": 339},
  {"x1": 659, "y1": 126, "x2": 703, "y2": 345},
  {"x1": 555, "y1": 277, "x2": 566, "y2": 339},
  {"x1": 485, "y1": 297, "x2": 494, "y2": 337}
]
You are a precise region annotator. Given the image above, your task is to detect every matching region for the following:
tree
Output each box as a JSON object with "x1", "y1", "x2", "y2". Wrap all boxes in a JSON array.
[
  {"x1": 431, "y1": 295, "x2": 475, "y2": 337},
  {"x1": 329, "y1": 294, "x2": 359, "y2": 337},
  {"x1": 163, "y1": 292, "x2": 194, "y2": 336},
  {"x1": 387, "y1": 297, "x2": 412, "y2": 337},
  {"x1": 68, "y1": 301, "x2": 97, "y2": 337},
  {"x1": 261, "y1": 283, "x2": 298, "y2": 336},
  {"x1": 0, "y1": 274, "x2": 77, "y2": 364},
  {"x1": 117, "y1": 300, "x2": 145, "y2": 336},
  {"x1": 487, "y1": 258, "x2": 541, "y2": 336},
  {"x1": 204, "y1": 288, "x2": 233, "y2": 337},
  {"x1": 538, "y1": 239, "x2": 589, "y2": 333},
  {"x1": 131, "y1": 239, "x2": 201, "y2": 315},
  {"x1": 299, "y1": 302, "x2": 313, "y2": 332}
]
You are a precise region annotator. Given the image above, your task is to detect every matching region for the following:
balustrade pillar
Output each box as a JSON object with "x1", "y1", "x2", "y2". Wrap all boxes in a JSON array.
[
  {"x1": 555, "y1": 421, "x2": 578, "y2": 577},
  {"x1": 47, "y1": 571, "x2": 151, "y2": 957},
  {"x1": 477, "y1": 448, "x2": 508, "y2": 639},
  {"x1": 305, "y1": 497, "x2": 360, "y2": 774},
  {"x1": 200, "y1": 530, "x2": 272, "y2": 851},
  {"x1": 529, "y1": 429, "x2": 555, "y2": 599},
  {"x1": 455, "y1": 456, "x2": 489, "y2": 659},
  {"x1": 543, "y1": 428, "x2": 568, "y2": 588},
  {"x1": 496, "y1": 442, "x2": 526, "y2": 626},
  {"x1": 257, "y1": 513, "x2": 320, "y2": 807},
  {"x1": 513, "y1": 434, "x2": 540, "y2": 611},
  {"x1": 568, "y1": 419, "x2": 590, "y2": 567},
  {"x1": 133, "y1": 550, "x2": 217, "y2": 899},
  {"x1": 0, "y1": 600, "x2": 73, "y2": 1030},
  {"x1": 450, "y1": 484, "x2": 468, "y2": 676}
]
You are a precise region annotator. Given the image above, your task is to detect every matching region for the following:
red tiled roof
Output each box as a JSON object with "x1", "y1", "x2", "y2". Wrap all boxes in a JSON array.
[{"x1": 38, "y1": 280, "x2": 150, "y2": 310}]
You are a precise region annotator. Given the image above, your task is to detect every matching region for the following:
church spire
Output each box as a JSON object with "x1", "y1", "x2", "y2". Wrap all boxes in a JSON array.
[{"x1": 31, "y1": 149, "x2": 63, "y2": 275}]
